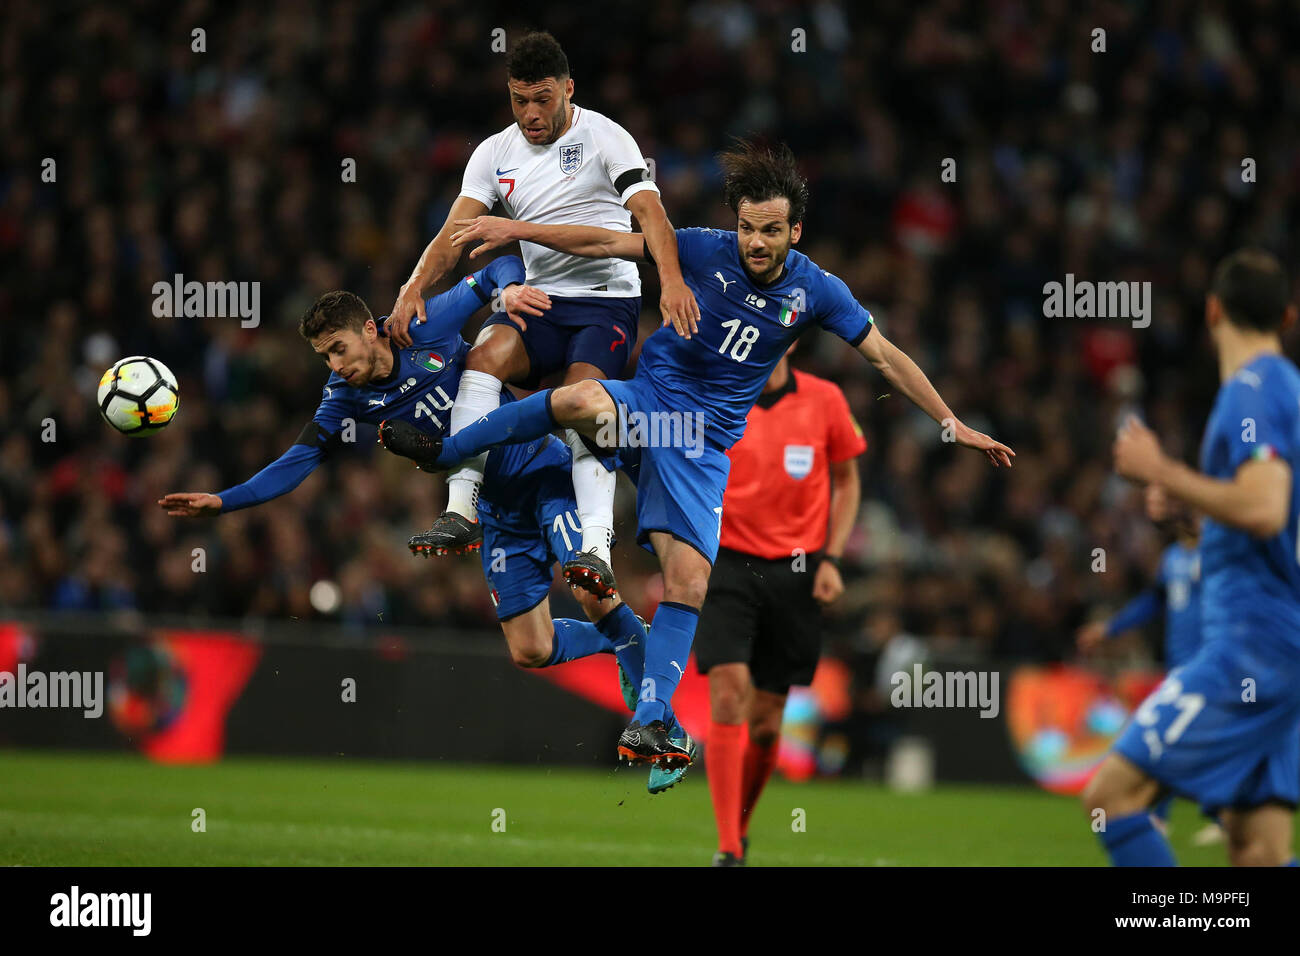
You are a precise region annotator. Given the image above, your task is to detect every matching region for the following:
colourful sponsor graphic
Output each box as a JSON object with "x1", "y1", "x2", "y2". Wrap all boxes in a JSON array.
[
  {"x1": 1005, "y1": 664, "x2": 1163, "y2": 794},
  {"x1": 774, "y1": 657, "x2": 853, "y2": 780},
  {"x1": 111, "y1": 631, "x2": 262, "y2": 764},
  {"x1": 420, "y1": 351, "x2": 445, "y2": 373}
]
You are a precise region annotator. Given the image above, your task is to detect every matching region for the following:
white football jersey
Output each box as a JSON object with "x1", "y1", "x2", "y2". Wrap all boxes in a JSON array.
[{"x1": 459, "y1": 105, "x2": 659, "y2": 298}]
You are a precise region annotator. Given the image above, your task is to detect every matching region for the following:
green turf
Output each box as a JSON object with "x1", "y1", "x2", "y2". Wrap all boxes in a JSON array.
[{"x1": 0, "y1": 749, "x2": 1276, "y2": 865}]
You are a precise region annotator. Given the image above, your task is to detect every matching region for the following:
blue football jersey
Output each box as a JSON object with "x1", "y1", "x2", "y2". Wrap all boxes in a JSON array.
[
  {"x1": 1157, "y1": 541, "x2": 1202, "y2": 668},
  {"x1": 1198, "y1": 352, "x2": 1300, "y2": 647},
  {"x1": 218, "y1": 257, "x2": 562, "y2": 512},
  {"x1": 635, "y1": 228, "x2": 874, "y2": 448}
]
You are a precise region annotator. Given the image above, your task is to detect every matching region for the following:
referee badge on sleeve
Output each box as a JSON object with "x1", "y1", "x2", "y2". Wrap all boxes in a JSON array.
[{"x1": 784, "y1": 444, "x2": 814, "y2": 480}]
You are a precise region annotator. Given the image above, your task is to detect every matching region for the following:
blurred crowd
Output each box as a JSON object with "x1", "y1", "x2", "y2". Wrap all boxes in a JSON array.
[{"x1": 2, "y1": 0, "x2": 1299, "y2": 669}]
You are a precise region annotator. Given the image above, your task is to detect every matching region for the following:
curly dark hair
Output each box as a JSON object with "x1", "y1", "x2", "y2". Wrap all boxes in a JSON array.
[
  {"x1": 719, "y1": 140, "x2": 808, "y2": 226},
  {"x1": 507, "y1": 31, "x2": 570, "y2": 83},
  {"x1": 300, "y1": 290, "x2": 373, "y2": 340},
  {"x1": 1211, "y1": 248, "x2": 1291, "y2": 332}
]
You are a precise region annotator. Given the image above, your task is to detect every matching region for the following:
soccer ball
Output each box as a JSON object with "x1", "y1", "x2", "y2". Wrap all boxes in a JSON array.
[{"x1": 97, "y1": 356, "x2": 180, "y2": 436}]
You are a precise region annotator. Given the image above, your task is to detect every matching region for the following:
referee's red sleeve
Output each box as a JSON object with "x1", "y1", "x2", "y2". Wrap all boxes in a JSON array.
[{"x1": 825, "y1": 385, "x2": 867, "y2": 462}]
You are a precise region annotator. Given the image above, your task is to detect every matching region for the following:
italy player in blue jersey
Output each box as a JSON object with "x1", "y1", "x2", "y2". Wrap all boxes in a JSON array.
[
  {"x1": 386, "y1": 142, "x2": 1015, "y2": 765},
  {"x1": 1076, "y1": 490, "x2": 1202, "y2": 671},
  {"x1": 1087, "y1": 248, "x2": 1300, "y2": 866},
  {"x1": 1078, "y1": 489, "x2": 1203, "y2": 830},
  {"x1": 156, "y1": 257, "x2": 694, "y2": 791}
]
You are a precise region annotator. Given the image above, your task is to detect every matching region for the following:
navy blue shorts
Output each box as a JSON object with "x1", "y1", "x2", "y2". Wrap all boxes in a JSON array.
[{"x1": 482, "y1": 295, "x2": 638, "y2": 386}]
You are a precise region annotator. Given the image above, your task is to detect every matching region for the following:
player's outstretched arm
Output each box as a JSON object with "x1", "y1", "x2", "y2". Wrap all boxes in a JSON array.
[
  {"x1": 1077, "y1": 587, "x2": 1163, "y2": 653},
  {"x1": 389, "y1": 195, "x2": 491, "y2": 348},
  {"x1": 1114, "y1": 415, "x2": 1291, "y2": 536},
  {"x1": 625, "y1": 191, "x2": 699, "y2": 338},
  {"x1": 857, "y1": 330, "x2": 1015, "y2": 468},
  {"x1": 451, "y1": 215, "x2": 646, "y2": 263},
  {"x1": 159, "y1": 441, "x2": 327, "y2": 516}
]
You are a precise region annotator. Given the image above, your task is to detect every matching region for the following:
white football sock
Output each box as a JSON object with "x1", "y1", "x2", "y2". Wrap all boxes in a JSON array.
[
  {"x1": 445, "y1": 369, "x2": 503, "y2": 520},
  {"x1": 565, "y1": 428, "x2": 615, "y2": 564}
]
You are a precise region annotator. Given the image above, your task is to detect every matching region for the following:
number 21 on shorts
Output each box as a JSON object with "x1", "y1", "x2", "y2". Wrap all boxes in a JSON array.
[{"x1": 1133, "y1": 674, "x2": 1205, "y2": 760}]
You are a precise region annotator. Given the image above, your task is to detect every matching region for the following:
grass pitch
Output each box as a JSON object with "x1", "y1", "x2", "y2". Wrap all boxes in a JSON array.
[{"x1": 0, "y1": 749, "x2": 1272, "y2": 866}]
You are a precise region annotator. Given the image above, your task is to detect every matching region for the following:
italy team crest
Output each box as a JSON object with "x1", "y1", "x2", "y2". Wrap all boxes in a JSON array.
[
  {"x1": 778, "y1": 296, "x2": 800, "y2": 326},
  {"x1": 560, "y1": 143, "x2": 584, "y2": 175},
  {"x1": 420, "y1": 351, "x2": 444, "y2": 373}
]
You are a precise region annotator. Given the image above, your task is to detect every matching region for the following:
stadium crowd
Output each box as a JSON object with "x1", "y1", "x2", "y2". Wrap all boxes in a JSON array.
[{"x1": 2, "y1": 0, "x2": 1298, "y2": 681}]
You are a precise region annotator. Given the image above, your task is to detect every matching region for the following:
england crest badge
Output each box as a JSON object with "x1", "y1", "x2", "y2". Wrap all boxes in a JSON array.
[{"x1": 560, "y1": 143, "x2": 584, "y2": 175}]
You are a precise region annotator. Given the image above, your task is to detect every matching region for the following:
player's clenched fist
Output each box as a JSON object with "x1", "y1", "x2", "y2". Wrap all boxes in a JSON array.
[
  {"x1": 1113, "y1": 415, "x2": 1166, "y2": 483},
  {"x1": 158, "y1": 492, "x2": 222, "y2": 517},
  {"x1": 812, "y1": 558, "x2": 844, "y2": 606}
]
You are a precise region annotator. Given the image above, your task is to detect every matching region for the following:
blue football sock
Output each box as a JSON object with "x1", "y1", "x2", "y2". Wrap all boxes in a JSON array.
[
  {"x1": 634, "y1": 601, "x2": 698, "y2": 726},
  {"x1": 545, "y1": 618, "x2": 615, "y2": 666},
  {"x1": 1151, "y1": 796, "x2": 1173, "y2": 822},
  {"x1": 664, "y1": 707, "x2": 685, "y2": 739},
  {"x1": 1099, "y1": 811, "x2": 1177, "y2": 866},
  {"x1": 595, "y1": 602, "x2": 644, "y2": 689},
  {"x1": 438, "y1": 388, "x2": 557, "y2": 466}
]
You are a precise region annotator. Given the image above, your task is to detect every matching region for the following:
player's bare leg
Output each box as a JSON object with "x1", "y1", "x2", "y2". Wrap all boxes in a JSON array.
[
  {"x1": 497, "y1": 590, "x2": 639, "y2": 705},
  {"x1": 415, "y1": 326, "x2": 530, "y2": 555},
  {"x1": 498, "y1": 591, "x2": 612, "y2": 666},
  {"x1": 546, "y1": 379, "x2": 621, "y2": 599},
  {"x1": 558, "y1": 361, "x2": 619, "y2": 594},
  {"x1": 1218, "y1": 805, "x2": 1295, "y2": 866},
  {"x1": 1080, "y1": 752, "x2": 1174, "y2": 865},
  {"x1": 1082, "y1": 753, "x2": 1162, "y2": 818}
]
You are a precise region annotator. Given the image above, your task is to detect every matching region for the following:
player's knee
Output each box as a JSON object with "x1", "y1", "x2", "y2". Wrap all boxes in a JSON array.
[
  {"x1": 1079, "y1": 771, "x2": 1120, "y2": 818},
  {"x1": 711, "y1": 690, "x2": 745, "y2": 723},
  {"x1": 709, "y1": 669, "x2": 748, "y2": 721},
  {"x1": 466, "y1": 333, "x2": 514, "y2": 377},
  {"x1": 663, "y1": 574, "x2": 708, "y2": 609},
  {"x1": 1226, "y1": 835, "x2": 1287, "y2": 867},
  {"x1": 507, "y1": 639, "x2": 551, "y2": 669},
  {"x1": 550, "y1": 379, "x2": 606, "y2": 425}
]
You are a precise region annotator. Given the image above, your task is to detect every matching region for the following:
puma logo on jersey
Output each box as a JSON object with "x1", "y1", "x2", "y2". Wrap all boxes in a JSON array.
[
  {"x1": 715, "y1": 271, "x2": 735, "y2": 293},
  {"x1": 670, "y1": 660, "x2": 684, "y2": 679},
  {"x1": 367, "y1": 397, "x2": 387, "y2": 407},
  {"x1": 613, "y1": 635, "x2": 639, "y2": 653}
]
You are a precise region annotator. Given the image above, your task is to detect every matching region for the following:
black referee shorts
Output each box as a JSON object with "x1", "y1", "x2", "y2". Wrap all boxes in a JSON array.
[{"x1": 694, "y1": 546, "x2": 824, "y2": 695}]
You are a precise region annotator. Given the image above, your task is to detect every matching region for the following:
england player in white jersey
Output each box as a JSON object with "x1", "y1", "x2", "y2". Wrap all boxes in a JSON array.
[{"x1": 387, "y1": 32, "x2": 697, "y2": 603}]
